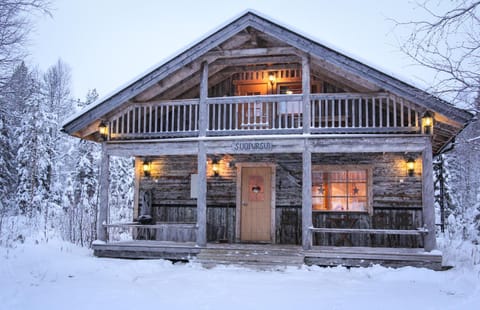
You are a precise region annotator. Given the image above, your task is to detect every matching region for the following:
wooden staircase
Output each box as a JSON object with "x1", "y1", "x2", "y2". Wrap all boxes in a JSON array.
[{"x1": 195, "y1": 244, "x2": 305, "y2": 269}]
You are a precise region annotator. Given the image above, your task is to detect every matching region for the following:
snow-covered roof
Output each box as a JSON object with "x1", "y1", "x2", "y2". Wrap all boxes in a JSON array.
[{"x1": 62, "y1": 10, "x2": 472, "y2": 136}]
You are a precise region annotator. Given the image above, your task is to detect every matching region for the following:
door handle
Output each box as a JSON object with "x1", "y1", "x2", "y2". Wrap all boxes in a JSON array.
[{"x1": 242, "y1": 202, "x2": 248, "y2": 207}]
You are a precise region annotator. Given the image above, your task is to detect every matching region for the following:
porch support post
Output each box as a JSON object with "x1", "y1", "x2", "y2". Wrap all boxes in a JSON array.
[
  {"x1": 196, "y1": 60, "x2": 208, "y2": 247},
  {"x1": 302, "y1": 140, "x2": 313, "y2": 250},
  {"x1": 302, "y1": 54, "x2": 311, "y2": 134},
  {"x1": 97, "y1": 143, "x2": 109, "y2": 242},
  {"x1": 196, "y1": 141, "x2": 207, "y2": 247},
  {"x1": 422, "y1": 138, "x2": 436, "y2": 251},
  {"x1": 199, "y1": 61, "x2": 208, "y2": 136}
]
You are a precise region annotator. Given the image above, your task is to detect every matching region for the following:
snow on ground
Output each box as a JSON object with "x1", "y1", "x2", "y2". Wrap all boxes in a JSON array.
[{"x1": 1, "y1": 240, "x2": 479, "y2": 310}]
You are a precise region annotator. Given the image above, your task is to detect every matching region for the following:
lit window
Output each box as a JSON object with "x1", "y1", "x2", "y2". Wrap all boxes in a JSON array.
[{"x1": 312, "y1": 166, "x2": 371, "y2": 212}]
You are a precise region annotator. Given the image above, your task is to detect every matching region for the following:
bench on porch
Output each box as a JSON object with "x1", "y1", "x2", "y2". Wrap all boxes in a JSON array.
[
  {"x1": 105, "y1": 222, "x2": 197, "y2": 242},
  {"x1": 309, "y1": 227, "x2": 429, "y2": 249}
]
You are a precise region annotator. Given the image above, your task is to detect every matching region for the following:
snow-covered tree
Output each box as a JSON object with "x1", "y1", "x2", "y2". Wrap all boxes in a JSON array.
[
  {"x1": 15, "y1": 72, "x2": 49, "y2": 221},
  {"x1": 0, "y1": 62, "x2": 35, "y2": 219},
  {"x1": 39, "y1": 59, "x2": 75, "y2": 239},
  {"x1": 66, "y1": 89, "x2": 101, "y2": 246},
  {"x1": 109, "y1": 156, "x2": 134, "y2": 241}
]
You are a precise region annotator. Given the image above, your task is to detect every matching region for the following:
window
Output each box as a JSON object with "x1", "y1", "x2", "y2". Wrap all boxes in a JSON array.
[{"x1": 312, "y1": 166, "x2": 372, "y2": 212}]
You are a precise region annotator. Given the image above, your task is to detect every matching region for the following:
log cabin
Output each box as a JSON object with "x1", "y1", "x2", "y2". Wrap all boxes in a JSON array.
[{"x1": 62, "y1": 11, "x2": 472, "y2": 269}]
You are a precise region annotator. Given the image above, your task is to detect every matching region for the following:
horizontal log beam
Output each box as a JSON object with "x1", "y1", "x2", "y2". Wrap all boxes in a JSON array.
[
  {"x1": 105, "y1": 223, "x2": 197, "y2": 229},
  {"x1": 309, "y1": 136, "x2": 428, "y2": 153},
  {"x1": 106, "y1": 141, "x2": 199, "y2": 156},
  {"x1": 104, "y1": 135, "x2": 430, "y2": 157},
  {"x1": 206, "y1": 46, "x2": 301, "y2": 58},
  {"x1": 212, "y1": 55, "x2": 300, "y2": 66},
  {"x1": 310, "y1": 227, "x2": 428, "y2": 235}
]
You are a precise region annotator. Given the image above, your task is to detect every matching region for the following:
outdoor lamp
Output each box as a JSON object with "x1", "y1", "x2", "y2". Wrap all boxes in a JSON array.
[
  {"x1": 98, "y1": 121, "x2": 108, "y2": 140},
  {"x1": 422, "y1": 111, "x2": 434, "y2": 135},
  {"x1": 212, "y1": 157, "x2": 219, "y2": 177},
  {"x1": 407, "y1": 158, "x2": 415, "y2": 177},
  {"x1": 142, "y1": 159, "x2": 151, "y2": 177},
  {"x1": 268, "y1": 72, "x2": 276, "y2": 85}
]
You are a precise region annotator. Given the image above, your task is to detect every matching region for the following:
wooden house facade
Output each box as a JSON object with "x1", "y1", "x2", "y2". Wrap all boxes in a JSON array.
[{"x1": 62, "y1": 11, "x2": 472, "y2": 269}]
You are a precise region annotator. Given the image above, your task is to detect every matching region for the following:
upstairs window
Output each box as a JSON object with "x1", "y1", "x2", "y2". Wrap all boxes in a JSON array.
[{"x1": 312, "y1": 165, "x2": 372, "y2": 213}]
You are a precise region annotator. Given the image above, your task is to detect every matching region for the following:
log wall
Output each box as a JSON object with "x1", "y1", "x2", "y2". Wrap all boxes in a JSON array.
[{"x1": 138, "y1": 152, "x2": 423, "y2": 247}]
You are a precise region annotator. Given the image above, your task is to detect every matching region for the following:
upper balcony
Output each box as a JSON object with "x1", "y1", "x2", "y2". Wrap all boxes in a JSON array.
[{"x1": 107, "y1": 91, "x2": 423, "y2": 141}]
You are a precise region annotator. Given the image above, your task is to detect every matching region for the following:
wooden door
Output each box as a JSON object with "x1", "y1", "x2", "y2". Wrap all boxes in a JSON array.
[{"x1": 240, "y1": 167, "x2": 272, "y2": 242}]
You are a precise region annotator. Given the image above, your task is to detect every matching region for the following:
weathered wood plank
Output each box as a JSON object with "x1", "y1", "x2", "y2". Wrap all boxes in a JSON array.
[
  {"x1": 197, "y1": 141, "x2": 207, "y2": 246},
  {"x1": 302, "y1": 55, "x2": 311, "y2": 134},
  {"x1": 199, "y1": 61, "x2": 209, "y2": 137},
  {"x1": 302, "y1": 141, "x2": 312, "y2": 249},
  {"x1": 212, "y1": 55, "x2": 300, "y2": 66},
  {"x1": 106, "y1": 141, "x2": 199, "y2": 156},
  {"x1": 422, "y1": 140, "x2": 436, "y2": 251},
  {"x1": 105, "y1": 222, "x2": 197, "y2": 228},
  {"x1": 309, "y1": 136, "x2": 428, "y2": 153},
  {"x1": 206, "y1": 46, "x2": 300, "y2": 58},
  {"x1": 97, "y1": 143, "x2": 109, "y2": 241},
  {"x1": 310, "y1": 227, "x2": 427, "y2": 235}
]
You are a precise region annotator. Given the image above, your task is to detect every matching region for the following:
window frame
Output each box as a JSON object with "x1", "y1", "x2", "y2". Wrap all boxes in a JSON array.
[{"x1": 312, "y1": 164, "x2": 373, "y2": 214}]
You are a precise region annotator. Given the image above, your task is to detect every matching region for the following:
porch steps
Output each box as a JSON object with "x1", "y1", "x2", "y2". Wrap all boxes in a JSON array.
[
  {"x1": 304, "y1": 246, "x2": 443, "y2": 270},
  {"x1": 195, "y1": 245, "x2": 304, "y2": 269}
]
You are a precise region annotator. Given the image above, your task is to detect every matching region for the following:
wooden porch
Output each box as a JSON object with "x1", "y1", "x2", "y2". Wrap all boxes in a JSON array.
[{"x1": 92, "y1": 241, "x2": 443, "y2": 270}]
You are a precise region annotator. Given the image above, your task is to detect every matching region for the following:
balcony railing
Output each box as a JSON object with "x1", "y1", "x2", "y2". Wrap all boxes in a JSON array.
[{"x1": 108, "y1": 93, "x2": 420, "y2": 140}]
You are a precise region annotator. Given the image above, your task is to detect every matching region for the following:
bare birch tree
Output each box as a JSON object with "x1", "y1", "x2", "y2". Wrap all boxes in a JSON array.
[
  {"x1": 395, "y1": 0, "x2": 480, "y2": 110},
  {"x1": 0, "y1": 0, "x2": 50, "y2": 82}
]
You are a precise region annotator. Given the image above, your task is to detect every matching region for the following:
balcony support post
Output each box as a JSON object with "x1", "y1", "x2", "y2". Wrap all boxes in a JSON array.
[
  {"x1": 199, "y1": 61, "x2": 208, "y2": 136},
  {"x1": 302, "y1": 55, "x2": 311, "y2": 134}
]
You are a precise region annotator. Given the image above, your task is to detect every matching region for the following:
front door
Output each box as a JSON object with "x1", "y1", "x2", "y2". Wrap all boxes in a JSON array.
[{"x1": 240, "y1": 167, "x2": 272, "y2": 242}]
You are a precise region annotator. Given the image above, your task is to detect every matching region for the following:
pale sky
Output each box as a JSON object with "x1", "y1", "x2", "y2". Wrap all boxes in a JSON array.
[{"x1": 29, "y1": 0, "x2": 445, "y2": 101}]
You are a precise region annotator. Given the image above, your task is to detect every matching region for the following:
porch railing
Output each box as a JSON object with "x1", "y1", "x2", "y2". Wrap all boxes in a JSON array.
[
  {"x1": 207, "y1": 94, "x2": 304, "y2": 133},
  {"x1": 109, "y1": 99, "x2": 199, "y2": 139},
  {"x1": 107, "y1": 93, "x2": 421, "y2": 140},
  {"x1": 310, "y1": 93, "x2": 420, "y2": 133}
]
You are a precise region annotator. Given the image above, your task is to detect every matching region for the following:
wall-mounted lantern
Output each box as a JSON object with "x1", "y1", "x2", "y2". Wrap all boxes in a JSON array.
[
  {"x1": 422, "y1": 111, "x2": 434, "y2": 135},
  {"x1": 142, "y1": 159, "x2": 151, "y2": 178},
  {"x1": 406, "y1": 158, "x2": 415, "y2": 177},
  {"x1": 212, "y1": 157, "x2": 220, "y2": 177},
  {"x1": 268, "y1": 72, "x2": 276, "y2": 86},
  {"x1": 98, "y1": 121, "x2": 108, "y2": 141}
]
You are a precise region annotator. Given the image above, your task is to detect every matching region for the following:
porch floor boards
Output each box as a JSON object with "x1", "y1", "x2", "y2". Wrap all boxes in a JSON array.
[
  {"x1": 92, "y1": 241, "x2": 443, "y2": 270},
  {"x1": 305, "y1": 246, "x2": 443, "y2": 270}
]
